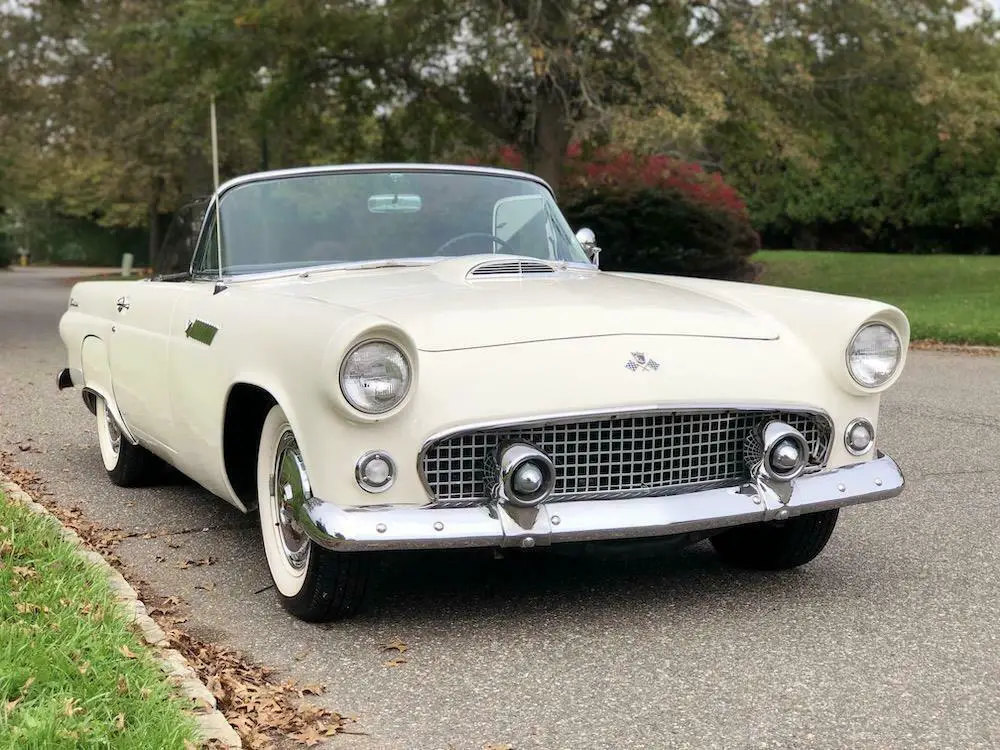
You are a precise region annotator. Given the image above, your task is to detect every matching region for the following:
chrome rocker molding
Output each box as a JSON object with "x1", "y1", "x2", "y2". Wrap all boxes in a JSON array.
[{"x1": 293, "y1": 452, "x2": 904, "y2": 552}]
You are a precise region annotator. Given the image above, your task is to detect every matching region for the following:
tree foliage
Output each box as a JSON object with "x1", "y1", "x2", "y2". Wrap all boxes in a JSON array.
[{"x1": 3, "y1": 0, "x2": 1000, "y2": 262}]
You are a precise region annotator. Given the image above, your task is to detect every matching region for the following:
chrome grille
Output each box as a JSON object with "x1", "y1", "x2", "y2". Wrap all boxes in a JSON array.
[{"x1": 420, "y1": 409, "x2": 832, "y2": 506}]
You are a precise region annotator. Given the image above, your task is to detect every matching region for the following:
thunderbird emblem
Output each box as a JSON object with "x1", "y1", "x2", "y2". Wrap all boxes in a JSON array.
[{"x1": 625, "y1": 352, "x2": 659, "y2": 371}]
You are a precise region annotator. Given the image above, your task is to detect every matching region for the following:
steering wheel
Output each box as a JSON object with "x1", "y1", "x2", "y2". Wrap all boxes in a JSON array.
[{"x1": 433, "y1": 232, "x2": 517, "y2": 256}]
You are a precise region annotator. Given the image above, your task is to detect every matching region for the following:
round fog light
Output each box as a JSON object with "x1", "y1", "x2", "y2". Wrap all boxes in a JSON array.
[
  {"x1": 845, "y1": 418, "x2": 875, "y2": 456},
  {"x1": 356, "y1": 451, "x2": 396, "y2": 493}
]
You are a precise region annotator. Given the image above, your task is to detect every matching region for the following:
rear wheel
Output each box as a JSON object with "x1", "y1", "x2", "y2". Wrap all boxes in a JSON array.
[
  {"x1": 710, "y1": 509, "x2": 840, "y2": 570},
  {"x1": 95, "y1": 395, "x2": 159, "y2": 487},
  {"x1": 256, "y1": 404, "x2": 371, "y2": 622}
]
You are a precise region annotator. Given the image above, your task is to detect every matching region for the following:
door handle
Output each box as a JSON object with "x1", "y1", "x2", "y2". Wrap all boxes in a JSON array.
[{"x1": 116, "y1": 296, "x2": 130, "y2": 312}]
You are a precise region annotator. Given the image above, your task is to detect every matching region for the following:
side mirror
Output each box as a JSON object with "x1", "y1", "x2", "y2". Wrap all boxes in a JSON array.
[{"x1": 575, "y1": 227, "x2": 601, "y2": 267}]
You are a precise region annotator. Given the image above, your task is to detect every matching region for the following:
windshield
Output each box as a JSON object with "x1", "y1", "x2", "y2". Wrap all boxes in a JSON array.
[{"x1": 213, "y1": 169, "x2": 590, "y2": 275}]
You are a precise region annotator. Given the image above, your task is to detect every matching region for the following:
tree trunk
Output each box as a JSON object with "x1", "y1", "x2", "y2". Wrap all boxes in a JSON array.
[
  {"x1": 147, "y1": 175, "x2": 164, "y2": 269},
  {"x1": 529, "y1": 87, "x2": 571, "y2": 198}
]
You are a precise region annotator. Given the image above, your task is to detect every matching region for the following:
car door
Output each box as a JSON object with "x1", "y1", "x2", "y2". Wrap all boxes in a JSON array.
[
  {"x1": 162, "y1": 201, "x2": 235, "y2": 497},
  {"x1": 106, "y1": 199, "x2": 208, "y2": 454},
  {"x1": 106, "y1": 278, "x2": 182, "y2": 453}
]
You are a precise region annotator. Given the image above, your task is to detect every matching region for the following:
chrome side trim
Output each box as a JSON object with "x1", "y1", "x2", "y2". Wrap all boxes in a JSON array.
[
  {"x1": 296, "y1": 453, "x2": 903, "y2": 552},
  {"x1": 416, "y1": 402, "x2": 835, "y2": 502},
  {"x1": 80, "y1": 387, "x2": 140, "y2": 446}
]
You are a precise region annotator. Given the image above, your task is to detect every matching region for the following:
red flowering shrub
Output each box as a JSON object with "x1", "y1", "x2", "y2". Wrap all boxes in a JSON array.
[{"x1": 476, "y1": 144, "x2": 760, "y2": 281}]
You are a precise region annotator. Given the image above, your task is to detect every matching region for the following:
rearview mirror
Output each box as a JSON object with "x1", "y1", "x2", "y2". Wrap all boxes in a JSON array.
[
  {"x1": 576, "y1": 227, "x2": 600, "y2": 267},
  {"x1": 368, "y1": 194, "x2": 422, "y2": 213}
]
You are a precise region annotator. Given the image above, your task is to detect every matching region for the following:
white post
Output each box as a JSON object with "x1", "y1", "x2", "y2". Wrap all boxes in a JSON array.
[
  {"x1": 121, "y1": 252, "x2": 134, "y2": 277},
  {"x1": 210, "y1": 95, "x2": 220, "y2": 190}
]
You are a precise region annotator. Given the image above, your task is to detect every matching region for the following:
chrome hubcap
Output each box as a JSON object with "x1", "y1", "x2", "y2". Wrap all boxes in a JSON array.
[
  {"x1": 272, "y1": 431, "x2": 311, "y2": 570},
  {"x1": 105, "y1": 407, "x2": 121, "y2": 454}
]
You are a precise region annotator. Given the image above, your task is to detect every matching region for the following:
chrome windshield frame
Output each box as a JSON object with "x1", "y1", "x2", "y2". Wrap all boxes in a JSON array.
[{"x1": 190, "y1": 164, "x2": 584, "y2": 282}]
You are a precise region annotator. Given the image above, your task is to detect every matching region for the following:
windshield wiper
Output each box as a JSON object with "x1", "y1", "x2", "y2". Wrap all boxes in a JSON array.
[{"x1": 297, "y1": 258, "x2": 438, "y2": 277}]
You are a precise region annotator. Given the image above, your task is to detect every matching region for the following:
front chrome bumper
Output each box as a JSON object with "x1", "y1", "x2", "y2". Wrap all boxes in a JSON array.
[{"x1": 297, "y1": 453, "x2": 904, "y2": 552}]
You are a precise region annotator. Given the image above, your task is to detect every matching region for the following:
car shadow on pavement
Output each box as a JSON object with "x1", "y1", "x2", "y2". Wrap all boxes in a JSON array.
[{"x1": 340, "y1": 538, "x2": 844, "y2": 628}]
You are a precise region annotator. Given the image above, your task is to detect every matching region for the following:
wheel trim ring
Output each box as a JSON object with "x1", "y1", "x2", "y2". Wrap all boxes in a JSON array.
[
  {"x1": 270, "y1": 430, "x2": 311, "y2": 576},
  {"x1": 96, "y1": 398, "x2": 122, "y2": 471},
  {"x1": 104, "y1": 407, "x2": 121, "y2": 455}
]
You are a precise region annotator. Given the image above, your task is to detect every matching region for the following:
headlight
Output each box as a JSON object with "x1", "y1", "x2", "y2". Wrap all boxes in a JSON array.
[
  {"x1": 340, "y1": 340, "x2": 411, "y2": 414},
  {"x1": 847, "y1": 323, "x2": 901, "y2": 388}
]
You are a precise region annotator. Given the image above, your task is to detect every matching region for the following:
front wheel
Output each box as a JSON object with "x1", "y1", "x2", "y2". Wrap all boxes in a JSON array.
[
  {"x1": 256, "y1": 404, "x2": 372, "y2": 622},
  {"x1": 710, "y1": 509, "x2": 840, "y2": 570}
]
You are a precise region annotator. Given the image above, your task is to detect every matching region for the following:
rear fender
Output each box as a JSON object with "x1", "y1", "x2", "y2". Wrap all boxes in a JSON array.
[{"x1": 80, "y1": 335, "x2": 139, "y2": 446}]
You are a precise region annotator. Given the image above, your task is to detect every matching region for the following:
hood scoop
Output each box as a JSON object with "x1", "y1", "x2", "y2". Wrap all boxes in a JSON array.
[{"x1": 467, "y1": 258, "x2": 557, "y2": 278}]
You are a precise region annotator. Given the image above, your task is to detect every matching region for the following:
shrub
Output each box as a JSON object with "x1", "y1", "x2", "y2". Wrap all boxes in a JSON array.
[{"x1": 478, "y1": 144, "x2": 760, "y2": 281}]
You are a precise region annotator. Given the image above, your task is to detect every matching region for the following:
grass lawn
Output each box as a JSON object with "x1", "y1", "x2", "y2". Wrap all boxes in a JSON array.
[
  {"x1": 0, "y1": 490, "x2": 199, "y2": 749},
  {"x1": 753, "y1": 250, "x2": 1000, "y2": 346}
]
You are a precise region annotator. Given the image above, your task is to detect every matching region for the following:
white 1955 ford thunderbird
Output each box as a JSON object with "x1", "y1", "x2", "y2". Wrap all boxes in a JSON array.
[{"x1": 57, "y1": 164, "x2": 908, "y2": 621}]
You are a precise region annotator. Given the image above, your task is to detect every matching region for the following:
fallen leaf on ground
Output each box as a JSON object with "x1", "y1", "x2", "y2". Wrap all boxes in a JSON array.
[
  {"x1": 120, "y1": 645, "x2": 138, "y2": 659},
  {"x1": 114, "y1": 713, "x2": 126, "y2": 730},
  {"x1": 381, "y1": 637, "x2": 408, "y2": 654},
  {"x1": 298, "y1": 683, "x2": 325, "y2": 696},
  {"x1": 78, "y1": 661, "x2": 90, "y2": 675},
  {"x1": 12, "y1": 566, "x2": 39, "y2": 580},
  {"x1": 383, "y1": 656, "x2": 408, "y2": 668},
  {"x1": 62, "y1": 698, "x2": 81, "y2": 716},
  {"x1": 292, "y1": 726, "x2": 325, "y2": 747},
  {"x1": 195, "y1": 582, "x2": 216, "y2": 591},
  {"x1": 207, "y1": 675, "x2": 226, "y2": 702},
  {"x1": 117, "y1": 676, "x2": 128, "y2": 695}
]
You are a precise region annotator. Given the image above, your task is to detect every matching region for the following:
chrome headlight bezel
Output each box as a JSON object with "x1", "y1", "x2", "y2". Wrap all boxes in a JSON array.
[
  {"x1": 846, "y1": 322, "x2": 902, "y2": 389},
  {"x1": 339, "y1": 339, "x2": 413, "y2": 415}
]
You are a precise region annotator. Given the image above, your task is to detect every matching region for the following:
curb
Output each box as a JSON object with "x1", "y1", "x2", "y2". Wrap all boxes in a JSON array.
[
  {"x1": 0, "y1": 472, "x2": 243, "y2": 749},
  {"x1": 909, "y1": 340, "x2": 1000, "y2": 356}
]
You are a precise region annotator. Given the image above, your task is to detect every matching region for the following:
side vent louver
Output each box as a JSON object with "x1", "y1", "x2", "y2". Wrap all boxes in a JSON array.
[{"x1": 467, "y1": 259, "x2": 557, "y2": 278}]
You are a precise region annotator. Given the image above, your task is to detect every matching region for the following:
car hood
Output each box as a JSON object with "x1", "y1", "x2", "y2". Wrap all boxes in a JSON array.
[{"x1": 254, "y1": 256, "x2": 782, "y2": 351}]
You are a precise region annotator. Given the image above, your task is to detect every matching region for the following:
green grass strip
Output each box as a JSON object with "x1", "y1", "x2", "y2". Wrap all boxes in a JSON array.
[
  {"x1": 0, "y1": 489, "x2": 199, "y2": 749},
  {"x1": 753, "y1": 250, "x2": 1000, "y2": 346}
]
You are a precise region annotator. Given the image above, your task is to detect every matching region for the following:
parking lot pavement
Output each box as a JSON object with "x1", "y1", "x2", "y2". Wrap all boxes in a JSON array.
[{"x1": 2, "y1": 266, "x2": 999, "y2": 749}]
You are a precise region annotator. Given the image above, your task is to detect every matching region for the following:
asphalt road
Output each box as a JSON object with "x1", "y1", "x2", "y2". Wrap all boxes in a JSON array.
[{"x1": 2, "y1": 266, "x2": 1000, "y2": 750}]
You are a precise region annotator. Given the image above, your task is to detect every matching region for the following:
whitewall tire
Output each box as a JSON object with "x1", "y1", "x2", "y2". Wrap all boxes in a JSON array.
[
  {"x1": 95, "y1": 395, "x2": 158, "y2": 487},
  {"x1": 256, "y1": 404, "x2": 371, "y2": 621}
]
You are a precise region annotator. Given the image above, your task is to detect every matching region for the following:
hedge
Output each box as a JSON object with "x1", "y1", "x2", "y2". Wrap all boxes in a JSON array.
[{"x1": 477, "y1": 145, "x2": 760, "y2": 281}]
